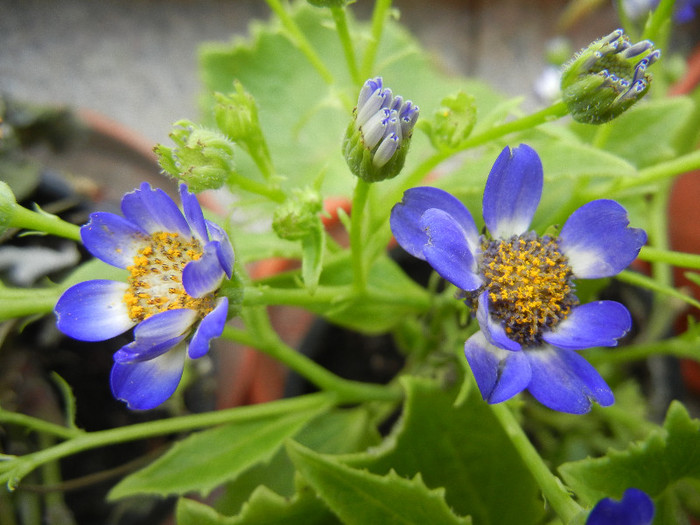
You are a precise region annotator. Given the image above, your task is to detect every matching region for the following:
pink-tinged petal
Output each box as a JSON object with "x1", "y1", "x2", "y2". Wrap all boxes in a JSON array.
[
  {"x1": 390, "y1": 186, "x2": 479, "y2": 260},
  {"x1": 121, "y1": 182, "x2": 190, "y2": 237},
  {"x1": 559, "y1": 199, "x2": 647, "y2": 279},
  {"x1": 476, "y1": 292, "x2": 521, "y2": 351},
  {"x1": 206, "y1": 221, "x2": 234, "y2": 278},
  {"x1": 180, "y1": 184, "x2": 209, "y2": 242},
  {"x1": 114, "y1": 333, "x2": 188, "y2": 363},
  {"x1": 464, "y1": 331, "x2": 531, "y2": 404},
  {"x1": 188, "y1": 297, "x2": 228, "y2": 359},
  {"x1": 587, "y1": 488, "x2": 655, "y2": 525},
  {"x1": 543, "y1": 301, "x2": 631, "y2": 350},
  {"x1": 420, "y1": 208, "x2": 482, "y2": 292},
  {"x1": 526, "y1": 346, "x2": 614, "y2": 414},
  {"x1": 55, "y1": 280, "x2": 134, "y2": 341},
  {"x1": 182, "y1": 243, "x2": 226, "y2": 298},
  {"x1": 482, "y1": 144, "x2": 543, "y2": 238},
  {"x1": 80, "y1": 212, "x2": 147, "y2": 269},
  {"x1": 110, "y1": 343, "x2": 187, "y2": 410}
]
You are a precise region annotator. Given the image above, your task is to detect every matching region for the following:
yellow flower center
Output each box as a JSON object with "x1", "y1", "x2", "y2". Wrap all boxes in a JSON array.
[
  {"x1": 123, "y1": 231, "x2": 216, "y2": 322},
  {"x1": 479, "y1": 234, "x2": 578, "y2": 346}
]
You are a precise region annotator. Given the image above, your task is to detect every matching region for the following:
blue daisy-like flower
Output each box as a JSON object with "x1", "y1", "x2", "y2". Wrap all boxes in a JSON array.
[
  {"x1": 390, "y1": 144, "x2": 646, "y2": 414},
  {"x1": 55, "y1": 183, "x2": 234, "y2": 410},
  {"x1": 587, "y1": 488, "x2": 654, "y2": 525}
]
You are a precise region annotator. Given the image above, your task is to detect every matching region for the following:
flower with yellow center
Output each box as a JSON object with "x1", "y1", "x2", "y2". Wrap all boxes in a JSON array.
[
  {"x1": 391, "y1": 144, "x2": 647, "y2": 414},
  {"x1": 55, "y1": 183, "x2": 234, "y2": 410}
]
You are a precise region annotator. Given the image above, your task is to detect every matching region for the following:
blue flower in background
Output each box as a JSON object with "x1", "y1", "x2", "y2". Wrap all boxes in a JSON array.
[
  {"x1": 587, "y1": 488, "x2": 655, "y2": 525},
  {"x1": 620, "y1": 0, "x2": 700, "y2": 23},
  {"x1": 390, "y1": 144, "x2": 646, "y2": 414},
  {"x1": 55, "y1": 183, "x2": 234, "y2": 410}
]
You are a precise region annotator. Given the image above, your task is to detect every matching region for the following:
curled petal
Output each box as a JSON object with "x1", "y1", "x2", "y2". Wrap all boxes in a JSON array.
[
  {"x1": 80, "y1": 212, "x2": 147, "y2": 268},
  {"x1": 476, "y1": 292, "x2": 521, "y2": 351},
  {"x1": 390, "y1": 186, "x2": 479, "y2": 260},
  {"x1": 206, "y1": 221, "x2": 235, "y2": 278},
  {"x1": 182, "y1": 242, "x2": 226, "y2": 298},
  {"x1": 111, "y1": 343, "x2": 187, "y2": 410},
  {"x1": 559, "y1": 199, "x2": 647, "y2": 278},
  {"x1": 482, "y1": 144, "x2": 543, "y2": 238},
  {"x1": 114, "y1": 332, "x2": 188, "y2": 364},
  {"x1": 179, "y1": 184, "x2": 209, "y2": 242},
  {"x1": 421, "y1": 208, "x2": 482, "y2": 291},
  {"x1": 543, "y1": 301, "x2": 631, "y2": 350},
  {"x1": 464, "y1": 331, "x2": 531, "y2": 404},
  {"x1": 132, "y1": 308, "x2": 198, "y2": 345},
  {"x1": 189, "y1": 297, "x2": 228, "y2": 359},
  {"x1": 55, "y1": 280, "x2": 134, "y2": 341},
  {"x1": 121, "y1": 182, "x2": 190, "y2": 237},
  {"x1": 526, "y1": 346, "x2": 614, "y2": 414}
]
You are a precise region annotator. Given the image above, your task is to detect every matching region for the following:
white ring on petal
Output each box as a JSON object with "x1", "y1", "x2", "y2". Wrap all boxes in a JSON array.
[
  {"x1": 476, "y1": 292, "x2": 521, "y2": 351},
  {"x1": 543, "y1": 300, "x2": 631, "y2": 350},
  {"x1": 80, "y1": 213, "x2": 148, "y2": 269}
]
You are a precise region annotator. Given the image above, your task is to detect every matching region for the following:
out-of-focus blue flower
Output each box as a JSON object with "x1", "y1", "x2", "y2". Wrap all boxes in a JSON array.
[
  {"x1": 343, "y1": 77, "x2": 419, "y2": 182},
  {"x1": 55, "y1": 183, "x2": 234, "y2": 410},
  {"x1": 390, "y1": 144, "x2": 647, "y2": 414},
  {"x1": 620, "y1": 0, "x2": 700, "y2": 24},
  {"x1": 587, "y1": 488, "x2": 655, "y2": 525},
  {"x1": 561, "y1": 30, "x2": 660, "y2": 124}
]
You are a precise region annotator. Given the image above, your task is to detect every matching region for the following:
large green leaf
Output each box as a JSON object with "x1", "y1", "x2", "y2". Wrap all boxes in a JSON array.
[
  {"x1": 343, "y1": 377, "x2": 545, "y2": 525},
  {"x1": 559, "y1": 401, "x2": 700, "y2": 505},
  {"x1": 287, "y1": 440, "x2": 471, "y2": 525},
  {"x1": 108, "y1": 406, "x2": 325, "y2": 500}
]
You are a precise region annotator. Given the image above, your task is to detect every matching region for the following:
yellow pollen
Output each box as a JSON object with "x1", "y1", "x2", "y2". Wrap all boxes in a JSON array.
[{"x1": 123, "y1": 231, "x2": 216, "y2": 322}]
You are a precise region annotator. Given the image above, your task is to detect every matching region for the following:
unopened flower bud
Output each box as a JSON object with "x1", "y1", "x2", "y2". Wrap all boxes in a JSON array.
[
  {"x1": 154, "y1": 120, "x2": 235, "y2": 192},
  {"x1": 561, "y1": 29, "x2": 660, "y2": 124},
  {"x1": 272, "y1": 187, "x2": 323, "y2": 240},
  {"x1": 422, "y1": 91, "x2": 476, "y2": 151},
  {"x1": 343, "y1": 77, "x2": 419, "y2": 183}
]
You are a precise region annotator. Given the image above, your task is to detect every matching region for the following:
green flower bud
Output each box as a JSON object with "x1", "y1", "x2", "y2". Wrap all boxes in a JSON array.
[
  {"x1": 422, "y1": 91, "x2": 476, "y2": 151},
  {"x1": 272, "y1": 187, "x2": 323, "y2": 240},
  {"x1": 343, "y1": 77, "x2": 419, "y2": 183},
  {"x1": 154, "y1": 120, "x2": 235, "y2": 192},
  {"x1": 0, "y1": 181, "x2": 18, "y2": 235},
  {"x1": 561, "y1": 29, "x2": 660, "y2": 124}
]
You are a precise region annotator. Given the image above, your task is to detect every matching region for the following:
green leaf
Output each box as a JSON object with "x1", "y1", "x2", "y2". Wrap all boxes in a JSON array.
[
  {"x1": 287, "y1": 440, "x2": 471, "y2": 525},
  {"x1": 559, "y1": 401, "x2": 700, "y2": 505},
  {"x1": 109, "y1": 406, "x2": 326, "y2": 500},
  {"x1": 344, "y1": 377, "x2": 545, "y2": 524}
]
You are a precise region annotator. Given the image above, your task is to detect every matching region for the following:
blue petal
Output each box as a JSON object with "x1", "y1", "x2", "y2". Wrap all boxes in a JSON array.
[
  {"x1": 188, "y1": 297, "x2": 228, "y2": 359},
  {"x1": 206, "y1": 221, "x2": 235, "y2": 278},
  {"x1": 121, "y1": 182, "x2": 190, "y2": 237},
  {"x1": 543, "y1": 301, "x2": 631, "y2": 350},
  {"x1": 420, "y1": 208, "x2": 482, "y2": 291},
  {"x1": 182, "y1": 242, "x2": 226, "y2": 298},
  {"x1": 476, "y1": 291, "x2": 521, "y2": 351},
  {"x1": 559, "y1": 199, "x2": 647, "y2": 279},
  {"x1": 482, "y1": 144, "x2": 543, "y2": 238},
  {"x1": 390, "y1": 186, "x2": 479, "y2": 260},
  {"x1": 132, "y1": 308, "x2": 197, "y2": 344},
  {"x1": 179, "y1": 184, "x2": 209, "y2": 242},
  {"x1": 110, "y1": 343, "x2": 187, "y2": 410},
  {"x1": 587, "y1": 488, "x2": 655, "y2": 525},
  {"x1": 526, "y1": 346, "x2": 614, "y2": 414},
  {"x1": 114, "y1": 332, "x2": 188, "y2": 363},
  {"x1": 55, "y1": 280, "x2": 134, "y2": 341},
  {"x1": 465, "y1": 331, "x2": 531, "y2": 404},
  {"x1": 80, "y1": 212, "x2": 147, "y2": 268}
]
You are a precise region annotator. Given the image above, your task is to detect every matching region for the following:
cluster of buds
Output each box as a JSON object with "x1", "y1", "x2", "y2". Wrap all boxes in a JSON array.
[
  {"x1": 343, "y1": 77, "x2": 419, "y2": 182},
  {"x1": 561, "y1": 29, "x2": 660, "y2": 124}
]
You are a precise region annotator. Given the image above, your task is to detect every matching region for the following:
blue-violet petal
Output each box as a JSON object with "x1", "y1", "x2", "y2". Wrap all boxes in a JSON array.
[
  {"x1": 80, "y1": 212, "x2": 147, "y2": 269},
  {"x1": 543, "y1": 301, "x2": 631, "y2": 350},
  {"x1": 188, "y1": 297, "x2": 228, "y2": 359},
  {"x1": 121, "y1": 182, "x2": 190, "y2": 237}
]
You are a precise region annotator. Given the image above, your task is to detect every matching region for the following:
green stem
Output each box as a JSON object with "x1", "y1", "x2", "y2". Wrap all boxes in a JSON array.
[
  {"x1": 0, "y1": 286, "x2": 63, "y2": 322},
  {"x1": 360, "y1": 0, "x2": 392, "y2": 78},
  {"x1": 266, "y1": 0, "x2": 335, "y2": 85},
  {"x1": 230, "y1": 308, "x2": 402, "y2": 404},
  {"x1": 9, "y1": 206, "x2": 81, "y2": 242},
  {"x1": 638, "y1": 246, "x2": 700, "y2": 269},
  {"x1": 490, "y1": 403, "x2": 583, "y2": 522},
  {"x1": 331, "y1": 6, "x2": 361, "y2": 85},
  {"x1": 614, "y1": 149, "x2": 700, "y2": 191},
  {"x1": 0, "y1": 411, "x2": 81, "y2": 441},
  {"x1": 2, "y1": 393, "x2": 331, "y2": 490},
  {"x1": 230, "y1": 172, "x2": 286, "y2": 203},
  {"x1": 350, "y1": 178, "x2": 371, "y2": 292},
  {"x1": 586, "y1": 336, "x2": 700, "y2": 365}
]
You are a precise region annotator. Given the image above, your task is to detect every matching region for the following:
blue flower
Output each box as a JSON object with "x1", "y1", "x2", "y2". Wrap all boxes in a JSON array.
[
  {"x1": 587, "y1": 488, "x2": 655, "y2": 525},
  {"x1": 390, "y1": 144, "x2": 646, "y2": 414},
  {"x1": 55, "y1": 183, "x2": 234, "y2": 410}
]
